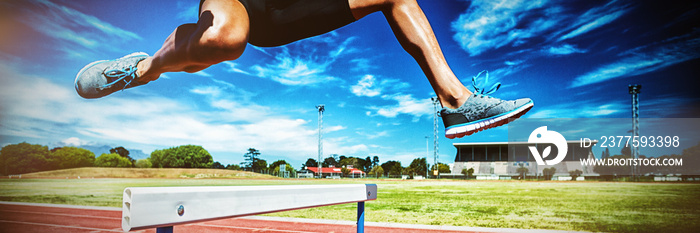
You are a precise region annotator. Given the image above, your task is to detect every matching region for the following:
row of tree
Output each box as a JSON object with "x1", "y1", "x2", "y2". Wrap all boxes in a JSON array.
[
  {"x1": 1, "y1": 143, "x2": 455, "y2": 178},
  {"x1": 300, "y1": 156, "x2": 451, "y2": 178},
  {"x1": 0, "y1": 142, "x2": 135, "y2": 175},
  {"x1": 0, "y1": 142, "x2": 218, "y2": 175}
]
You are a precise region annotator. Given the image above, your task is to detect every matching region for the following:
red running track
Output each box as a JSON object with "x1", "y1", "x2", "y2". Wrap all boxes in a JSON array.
[{"x1": 0, "y1": 202, "x2": 577, "y2": 233}]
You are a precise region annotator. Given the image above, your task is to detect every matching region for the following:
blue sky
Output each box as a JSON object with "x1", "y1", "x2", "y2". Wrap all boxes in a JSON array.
[{"x1": 1, "y1": 0, "x2": 698, "y2": 169}]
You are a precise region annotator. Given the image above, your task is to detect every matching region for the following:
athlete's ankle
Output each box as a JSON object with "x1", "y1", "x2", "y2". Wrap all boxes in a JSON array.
[
  {"x1": 441, "y1": 91, "x2": 472, "y2": 110},
  {"x1": 135, "y1": 58, "x2": 158, "y2": 82}
]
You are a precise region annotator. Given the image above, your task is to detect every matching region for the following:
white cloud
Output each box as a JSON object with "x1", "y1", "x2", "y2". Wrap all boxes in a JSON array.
[
  {"x1": 351, "y1": 75, "x2": 382, "y2": 97},
  {"x1": 558, "y1": 1, "x2": 629, "y2": 41},
  {"x1": 350, "y1": 75, "x2": 429, "y2": 121},
  {"x1": 236, "y1": 35, "x2": 357, "y2": 87},
  {"x1": 193, "y1": 70, "x2": 212, "y2": 77},
  {"x1": 349, "y1": 58, "x2": 378, "y2": 72},
  {"x1": 350, "y1": 75, "x2": 411, "y2": 97},
  {"x1": 570, "y1": 34, "x2": 700, "y2": 88},
  {"x1": 451, "y1": 0, "x2": 628, "y2": 56},
  {"x1": 528, "y1": 101, "x2": 626, "y2": 118},
  {"x1": 221, "y1": 61, "x2": 252, "y2": 76},
  {"x1": 369, "y1": 94, "x2": 434, "y2": 121},
  {"x1": 356, "y1": 130, "x2": 389, "y2": 139},
  {"x1": 451, "y1": 0, "x2": 552, "y2": 56},
  {"x1": 59, "y1": 137, "x2": 94, "y2": 147},
  {"x1": 8, "y1": 0, "x2": 141, "y2": 53},
  {"x1": 546, "y1": 44, "x2": 587, "y2": 55}
]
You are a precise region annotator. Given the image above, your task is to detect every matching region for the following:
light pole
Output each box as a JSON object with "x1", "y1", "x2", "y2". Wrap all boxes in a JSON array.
[
  {"x1": 628, "y1": 84, "x2": 641, "y2": 180},
  {"x1": 316, "y1": 105, "x2": 325, "y2": 179},
  {"x1": 431, "y1": 97, "x2": 439, "y2": 179},
  {"x1": 425, "y1": 136, "x2": 429, "y2": 178}
]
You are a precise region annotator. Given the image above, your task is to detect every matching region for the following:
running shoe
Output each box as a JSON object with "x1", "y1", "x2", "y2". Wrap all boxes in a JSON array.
[
  {"x1": 440, "y1": 71, "x2": 533, "y2": 139},
  {"x1": 75, "y1": 52, "x2": 149, "y2": 99}
]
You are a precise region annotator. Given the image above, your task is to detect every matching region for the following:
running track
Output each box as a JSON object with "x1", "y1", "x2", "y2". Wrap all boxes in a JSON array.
[{"x1": 0, "y1": 202, "x2": 583, "y2": 233}]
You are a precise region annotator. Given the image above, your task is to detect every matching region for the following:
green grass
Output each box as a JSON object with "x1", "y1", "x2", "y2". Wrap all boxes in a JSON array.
[{"x1": 1, "y1": 178, "x2": 698, "y2": 233}]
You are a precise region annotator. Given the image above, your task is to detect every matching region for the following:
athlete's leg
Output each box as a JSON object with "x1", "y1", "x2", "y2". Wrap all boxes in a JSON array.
[
  {"x1": 136, "y1": 0, "x2": 249, "y2": 82},
  {"x1": 348, "y1": 0, "x2": 470, "y2": 109}
]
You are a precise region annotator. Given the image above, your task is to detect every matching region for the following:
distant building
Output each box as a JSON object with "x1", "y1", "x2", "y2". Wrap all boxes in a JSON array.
[
  {"x1": 304, "y1": 166, "x2": 366, "y2": 178},
  {"x1": 450, "y1": 141, "x2": 598, "y2": 180}
]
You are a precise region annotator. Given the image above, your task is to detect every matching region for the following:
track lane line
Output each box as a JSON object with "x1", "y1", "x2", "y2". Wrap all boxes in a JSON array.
[
  {"x1": 0, "y1": 220, "x2": 124, "y2": 232},
  {"x1": 194, "y1": 223, "x2": 323, "y2": 233},
  {"x1": 0, "y1": 209, "x2": 120, "y2": 220}
]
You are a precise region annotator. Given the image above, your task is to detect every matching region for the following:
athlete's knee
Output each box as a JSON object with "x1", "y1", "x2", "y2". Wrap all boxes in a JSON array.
[
  {"x1": 381, "y1": 0, "x2": 418, "y2": 10},
  {"x1": 198, "y1": 29, "x2": 247, "y2": 61},
  {"x1": 190, "y1": 10, "x2": 248, "y2": 64}
]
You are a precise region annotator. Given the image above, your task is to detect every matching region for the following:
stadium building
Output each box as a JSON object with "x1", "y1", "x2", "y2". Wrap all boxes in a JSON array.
[{"x1": 449, "y1": 141, "x2": 598, "y2": 180}]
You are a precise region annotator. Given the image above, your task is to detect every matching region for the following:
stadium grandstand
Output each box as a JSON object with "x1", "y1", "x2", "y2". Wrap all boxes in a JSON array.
[{"x1": 449, "y1": 141, "x2": 598, "y2": 180}]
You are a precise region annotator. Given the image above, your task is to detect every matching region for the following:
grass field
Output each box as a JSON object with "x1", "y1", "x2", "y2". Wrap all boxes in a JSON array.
[{"x1": 1, "y1": 169, "x2": 699, "y2": 232}]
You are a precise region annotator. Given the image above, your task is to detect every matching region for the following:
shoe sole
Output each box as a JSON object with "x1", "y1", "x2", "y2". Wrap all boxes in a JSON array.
[{"x1": 445, "y1": 100, "x2": 534, "y2": 139}]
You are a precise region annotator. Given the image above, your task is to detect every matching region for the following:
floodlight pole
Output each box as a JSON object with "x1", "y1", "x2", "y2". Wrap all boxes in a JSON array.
[
  {"x1": 628, "y1": 85, "x2": 641, "y2": 180},
  {"x1": 425, "y1": 136, "x2": 429, "y2": 178},
  {"x1": 431, "y1": 97, "x2": 439, "y2": 179},
  {"x1": 316, "y1": 105, "x2": 325, "y2": 179}
]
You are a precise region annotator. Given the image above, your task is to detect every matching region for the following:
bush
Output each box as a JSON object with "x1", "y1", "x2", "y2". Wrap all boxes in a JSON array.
[
  {"x1": 135, "y1": 159, "x2": 152, "y2": 168},
  {"x1": 0, "y1": 142, "x2": 51, "y2": 175},
  {"x1": 149, "y1": 145, "x2": 213, "y2": 168},
  {"x1": 95, "y1": 153, "x2": 133, "y2": 167},
  {"x1": 50, "y1": 147, "x2": 95, "y2": 170}
]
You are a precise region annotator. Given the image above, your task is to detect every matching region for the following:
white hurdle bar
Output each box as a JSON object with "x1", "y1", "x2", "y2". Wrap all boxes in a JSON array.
[{"x1": 122, "y1": 184, "x2": 377, "y2": 232}]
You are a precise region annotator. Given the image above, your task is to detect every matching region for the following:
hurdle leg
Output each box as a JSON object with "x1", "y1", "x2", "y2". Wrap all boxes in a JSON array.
[
  {"x1": 357, "y1": 201, "x2": 365, "y2": 233},
  {"x1": 156, "y1": 226, "x2": 173, "y2": 233}
]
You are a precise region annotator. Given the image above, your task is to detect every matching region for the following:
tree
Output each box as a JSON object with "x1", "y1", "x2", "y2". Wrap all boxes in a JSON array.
[
  {"x1": 381, "y1": 161, "x2": 402, "y2": 177},
  {"x1": 241, "y1": 148, "x2": 262, "y2": 172},
  {"x1": 339, "y1": 157, "x2": 358, "y2": 168},
  {"x1": 431, "y1": 163, "x2": 451, "y2": 174},
  {"x1": 368, "y1": 166, "x2": 384, "y2": 178},
  {"x1": 95, "y1": 153, "x2": 132, "y2": 167},
  {"x1": 372, "y1": 156, "x2": 380, "y2": 168},
  {"x1": 322, "y1": 157, "x2": 338, "y2": 168},
  {"x1": 408, "y1": 158, "x2": 427, "y2": 177},
  {"x1": 226, "y1": 164, "x2": 242, "y2": 170},
  {"x1": 135, "y1": 159, "x2": 152, "y2": 168},
  {"x1": 569, "y1": 169, "x2": 583, "y2": 181},
  {"x1": 270, "y1": 160, "x2": 292, "y2": 175},
  {"x1": 0, "y1": 142, "x2": 51, "y2": 175},
  {"x1": 110, "y1": 146, "x2": 135, "y2": 166},
  {"x1": 363, "y1": 156, "x2": 372, "y2": 172},
  {"x1": 461, "y1": 168, "x2": 474, "y2": 179},
  {"x1": 50, "y1": 147, "x2": 95, "y2": 170},
  {"x1": 272, "y1": 163, "x2": 295, "y2": 177},
  {"x1": 253, "y1": 159, "x2": 268, "y2": 174},
  {"x1": 302, "y1": 158, "x2": 317, "y2": 169},
  {"x1": 149, "y1": 145, "x2": 213, "y2": 168},
  {"x1": 211, "y1": 161, "x2": 225, "y2": 169},
  {"x1": 603, "y1": 148, "x2": 611, "y2": 159},
  {"x1": 542, "y1": 167, "x2": 556, "y2": 180},
  {"x1": 341, "y1": 167, "x2": 351, "y2": 177},
  {"x1": 621, "y1": 144, "x2": 631, "y2": 157},
  {"x1": 517, "y1": 165, "x2": 529, "y2": 180}
]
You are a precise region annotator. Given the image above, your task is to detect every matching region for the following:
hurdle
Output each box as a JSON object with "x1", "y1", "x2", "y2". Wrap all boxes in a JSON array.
[{"x1": 122, "y1": 184, "x2": 377, "y2": 232}]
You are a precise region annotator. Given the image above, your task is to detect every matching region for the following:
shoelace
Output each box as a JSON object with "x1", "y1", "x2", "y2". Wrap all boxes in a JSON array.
[
  {"x1": 471, "y1": 70, "x2": 501, "y2": 95},
  {"x1": 101, "y1": 65, "x2": 139, "y2": 91},
  {"x1": 438, "y1": 70, "x2": 502, "y2": 117}
]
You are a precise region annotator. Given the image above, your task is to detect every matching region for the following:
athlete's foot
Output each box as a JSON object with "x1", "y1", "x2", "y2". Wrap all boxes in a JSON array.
[
  {"x1": 440, "y1": 71, "x2": 533, "y2": 139},
  {"x1": 75, "y1": 52, "x2": 150, "y2": 99}
]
